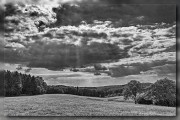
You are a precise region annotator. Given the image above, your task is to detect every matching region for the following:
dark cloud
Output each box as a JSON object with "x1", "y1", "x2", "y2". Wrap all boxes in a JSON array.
[
  {"x1": 1, "y1": 1, "x2": 176, "y2": 31},
  {"x1": 2, "y1": 0, "x2": 177, "y2": 5},
  {"x1": 53, "y1": 4, "x2": 176, "y2": 27},
  {"x1": 100, "y1": 0, "x2": 176, "y2": 4},
  {"x1": 153, "y1": 64, "x2": 176, "y2": 75},
  {"x1": 1, "y1": 2, "x2": 176, "y2": 73},
  {"x1": 24, "y1": 41, "x2": 125, "y2": 69},
  {"x1": 110, "y1": 60, "x2": 176, "y2": 77}
]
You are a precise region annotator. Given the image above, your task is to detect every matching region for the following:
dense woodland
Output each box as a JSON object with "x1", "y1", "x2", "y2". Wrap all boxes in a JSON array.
[
  {"x1": 1, "y1": 70, "x2": 47, "y2": 96},
  {"x1": 0, "y1": 70, "x2": 177, "y2": 107}
]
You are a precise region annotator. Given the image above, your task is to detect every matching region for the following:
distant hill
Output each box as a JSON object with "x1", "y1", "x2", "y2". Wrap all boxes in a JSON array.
[{"x1": 46, "y1": 81, "x2": 152, "y2": 97}]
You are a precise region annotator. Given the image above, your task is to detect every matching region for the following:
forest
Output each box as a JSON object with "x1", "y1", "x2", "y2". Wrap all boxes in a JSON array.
[{"x1": 1, "y1": 70, "x2": 47, "y2": 96}]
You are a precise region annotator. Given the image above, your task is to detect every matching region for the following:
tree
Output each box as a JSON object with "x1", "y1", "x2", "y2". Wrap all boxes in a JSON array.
[
  {"x1": 122, "y1": 80, "x2": 141, "y2": 103},
  {"x1": 76, "y1": 86, "x2": 79, "y2": 95},
  {"x1": 0, "y1": 70, "x2": 4, "y2": 96},
  {"x1": 12, "y1": 71, "x2": 22, "y2": 96},
  {"x1": 145, "y1": 78, "x2": 176, "y2": 107}
]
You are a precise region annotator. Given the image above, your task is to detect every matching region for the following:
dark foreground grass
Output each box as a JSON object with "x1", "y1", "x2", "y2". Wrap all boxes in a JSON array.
[{"x1": 4, "y1": 94, "x2": 176, "y2": 116}]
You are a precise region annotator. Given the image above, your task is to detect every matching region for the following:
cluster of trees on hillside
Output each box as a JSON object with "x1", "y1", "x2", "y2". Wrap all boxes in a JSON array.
[
  {"x1": 1, "y1": 70, "x2": 47, "y2": 96},
  {"x1": 122, "y1": 78, "x2": 176, "y2": 107}
]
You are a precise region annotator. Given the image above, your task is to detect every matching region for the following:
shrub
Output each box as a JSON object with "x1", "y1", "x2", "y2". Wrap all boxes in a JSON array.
[
  {"x1": 153, "y1": 99, "x2": 176, "y2": 107},
  {"x1": 136, "y1": 95, "x2": 153, "y2": 105}
]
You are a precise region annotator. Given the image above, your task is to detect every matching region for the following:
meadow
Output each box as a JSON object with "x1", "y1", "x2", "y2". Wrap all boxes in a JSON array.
[{"x1": 4, "y1": 94, "x2": 176, "y2": 116}]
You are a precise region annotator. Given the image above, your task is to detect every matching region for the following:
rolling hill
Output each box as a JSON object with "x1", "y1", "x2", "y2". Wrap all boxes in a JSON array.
[{"x1": 4, "y1": 94, "x2": 176, "y2": 116}]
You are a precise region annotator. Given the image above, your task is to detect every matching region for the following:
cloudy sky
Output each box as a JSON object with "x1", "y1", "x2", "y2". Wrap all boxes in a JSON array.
[{"x1": 0, "y1": 0, "x2": 176, "y2": 86}]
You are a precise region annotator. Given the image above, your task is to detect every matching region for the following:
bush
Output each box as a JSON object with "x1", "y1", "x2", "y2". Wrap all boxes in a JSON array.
[
  {"x1": 136, "y1": 95, "x2": 153, "y2": 105},
  {"x1": 153, "y1": 99, "x2": 176, "y2": 107}
]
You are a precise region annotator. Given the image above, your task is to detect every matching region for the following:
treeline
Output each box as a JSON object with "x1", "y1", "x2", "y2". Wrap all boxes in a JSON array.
[
  {"x1": 1, "y1": 70, "x2": 47, "y2": 96},
  {"x1": 46, "y1": 85, "x2": 124, "y2": 97},
  {"x1": 46, "y1": 83, "x2": 151, "y2": 98}
]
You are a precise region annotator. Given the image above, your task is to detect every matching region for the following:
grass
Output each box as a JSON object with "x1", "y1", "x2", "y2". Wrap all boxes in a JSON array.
[{"x1": 4, "y1": 94, "x2": 176, "y2": 116}]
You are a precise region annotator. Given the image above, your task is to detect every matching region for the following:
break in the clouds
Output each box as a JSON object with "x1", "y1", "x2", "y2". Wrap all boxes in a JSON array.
[{"x1": 1, "y1": 3, "x2": 176, "y2": 78}]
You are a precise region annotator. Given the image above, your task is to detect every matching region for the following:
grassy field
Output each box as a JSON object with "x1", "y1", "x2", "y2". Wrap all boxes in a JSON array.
[{"x1": 4, "y1": 94, "x2": 176, "y2": 116}]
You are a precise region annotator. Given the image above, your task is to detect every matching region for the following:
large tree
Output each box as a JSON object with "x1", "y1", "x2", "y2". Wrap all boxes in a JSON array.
[
  {"x1": 123, "y1": 80, "x2": 141, "y2": 103},
  {"x1": 145, "y1": 78, "x2": 176, "y2": 107}
]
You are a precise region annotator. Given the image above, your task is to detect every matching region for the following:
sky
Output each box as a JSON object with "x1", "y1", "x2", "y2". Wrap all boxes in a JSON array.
[{"x1": 0, "y1": 0, "x2": 177, "y2": 83}]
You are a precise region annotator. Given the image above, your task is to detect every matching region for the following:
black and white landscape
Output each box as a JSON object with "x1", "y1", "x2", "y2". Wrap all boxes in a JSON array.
[{"x1": 0, "y1": 0, "x2": 176, "y2": 116}]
